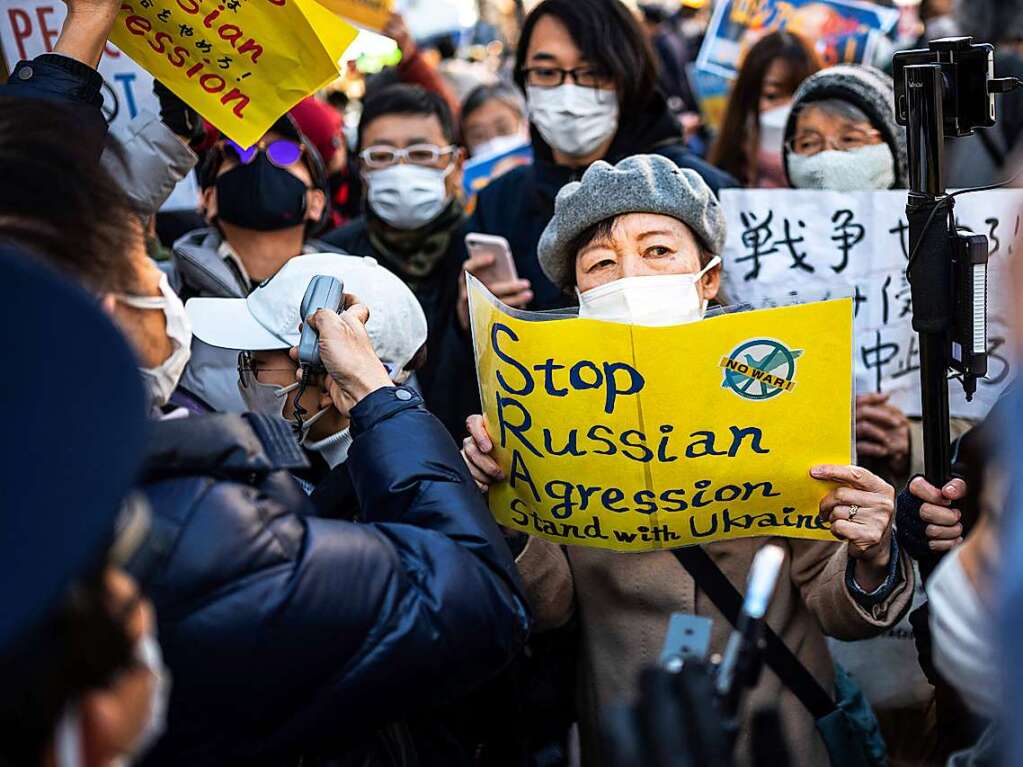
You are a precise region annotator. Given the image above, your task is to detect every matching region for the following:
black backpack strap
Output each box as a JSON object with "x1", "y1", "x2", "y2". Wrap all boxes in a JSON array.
[{"x1": 673, "y1": 547, "x2": 836, "y2": 720}]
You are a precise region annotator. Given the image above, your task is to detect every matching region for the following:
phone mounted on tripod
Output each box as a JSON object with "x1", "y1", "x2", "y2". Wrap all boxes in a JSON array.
[{"x1": 892, "y1": 37, "x2": 1020, "y2": 485}]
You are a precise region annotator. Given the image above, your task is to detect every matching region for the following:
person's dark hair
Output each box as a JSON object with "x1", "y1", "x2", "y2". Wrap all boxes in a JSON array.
[
  {"x1": 513, "y1": 0, "x2": 659, "y2": 120},
  {"x1": 434, "y1": 34, "x2": 457, "y2": 61},
  {"x1": 562, "y1": 214, "x2": 715, "y2": 289},
  {"x1": 357, "y1": 84, "x2": 457, "y2": 152},
  {"x1": 0, "y1": 567, "x2": 135, "y2": 765},
  {"x1": 0, "y1": 98, "x2": 142, "y2": 295},
  {"x1": 324, "y1": 89, "x2": 349, "y2": 112},
  {"x1": 461, "y1": 81, "x2": 528, "y2": 131},
  {"x1": 708, "y1": 31, "x2": 820, "y2": 186}
]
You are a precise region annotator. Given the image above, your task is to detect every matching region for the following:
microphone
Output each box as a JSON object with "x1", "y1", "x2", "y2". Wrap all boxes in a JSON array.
[{"x1": 715, "y1": 544, "x2": 785, "y2": 715}]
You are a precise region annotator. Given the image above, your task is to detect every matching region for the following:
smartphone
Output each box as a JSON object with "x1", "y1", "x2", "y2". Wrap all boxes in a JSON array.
[
  {"x1": 298, "y1": 275, "x2": 345, "y2": 370},
  {"x1": 465, "y1": 233, "x2": 518, "y2": 285}
]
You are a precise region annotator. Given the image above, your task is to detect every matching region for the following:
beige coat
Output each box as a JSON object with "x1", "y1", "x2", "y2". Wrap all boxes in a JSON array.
[{"x1": 516, "y1": 535, "x2": 914, "y2": 767}]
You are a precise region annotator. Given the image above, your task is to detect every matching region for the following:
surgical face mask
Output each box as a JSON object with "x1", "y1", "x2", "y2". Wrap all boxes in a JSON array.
[
  {"x1": 238, "y1": 377, "x2": 329, "y2": 442},
  {"x1": 472, "y1": 131, "x2": 529, "y2": 159},
  {"x1": 527, "y1": 84, "x2": 619, "y2": 159},
  {"x1": 366, "y1": 163, "x2": 452, "y2": 230},
  {"x1": 54, "y1": 632, "x2": 171, "y2": 767},
  {"x1": 787, "y1": 142, "x2": 896, "y2": 192},
  {"x1": 757, "y1": 103, "x2": 791, "y2": 187},
  {"x1": 216, "y1": 153, "x2": 310, "y2": 231},
  {"x1": 116, "y1": 274, "x2": 192, "y2": 408},
  {"x1": 928, "y1": 547, "x2": 999, "y2": 716},
  {"x1": 577, "y1": 256, "x2": 721, "y2": 326}
]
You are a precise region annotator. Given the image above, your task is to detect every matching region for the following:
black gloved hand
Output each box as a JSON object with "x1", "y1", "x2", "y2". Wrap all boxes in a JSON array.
[
  {"x1": 895, "y1": 480, "x2": 932, "y2": 561},
  {"x1": 154, "y1": 80, "x2": 205, "y2": 146}
]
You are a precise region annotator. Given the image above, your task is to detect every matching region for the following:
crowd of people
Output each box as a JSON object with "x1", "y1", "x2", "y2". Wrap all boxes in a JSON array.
[{"x1": 3, "y1": 0, "x2": 1023, "y2": 765}]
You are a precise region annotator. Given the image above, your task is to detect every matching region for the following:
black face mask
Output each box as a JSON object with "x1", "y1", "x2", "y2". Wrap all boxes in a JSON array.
[{"x1": 216, "y1": 153, "x2": 309, "y2": 232}]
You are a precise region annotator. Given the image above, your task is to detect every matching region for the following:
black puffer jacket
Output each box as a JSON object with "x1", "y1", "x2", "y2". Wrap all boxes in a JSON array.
[{"x1": 132, "y1": 387, "x2": 530, "y2": 766}]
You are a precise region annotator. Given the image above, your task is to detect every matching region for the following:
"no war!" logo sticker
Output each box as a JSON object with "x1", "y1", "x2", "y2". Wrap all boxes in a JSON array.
[{"x1": 720, "y1": 339, "x2": 802, "y2": 401}]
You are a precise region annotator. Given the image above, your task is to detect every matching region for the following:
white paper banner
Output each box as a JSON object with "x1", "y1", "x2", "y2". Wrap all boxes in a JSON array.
[
  {"x1": 1, "y1": 1, "x2": 199, "y2": 211},
  {"x1": 720, "y1": 189, "x2": 1019, "y2": 420}
]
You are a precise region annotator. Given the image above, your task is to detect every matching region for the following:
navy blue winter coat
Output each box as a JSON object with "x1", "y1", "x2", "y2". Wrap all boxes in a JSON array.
[{"x1": 132, "y1": 388, "x2": 530, "y2": 766}]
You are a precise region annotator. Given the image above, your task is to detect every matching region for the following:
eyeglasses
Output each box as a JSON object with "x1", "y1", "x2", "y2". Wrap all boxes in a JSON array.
[
  {"x1": 237, "y1": 352, "x2": 297, "y2": 389},
  {"x1": 224, "y1": 138, "x2": 305, "y2": 168},
  {"x1": 786, "y1": 129, "x2": 882, "y2": 157},
  {"x1": 520, "y1": 66, "x2": 612, "y2": 89},
  {"x1": 359, "y1": 143, "x2": 457, "y2": 170}
]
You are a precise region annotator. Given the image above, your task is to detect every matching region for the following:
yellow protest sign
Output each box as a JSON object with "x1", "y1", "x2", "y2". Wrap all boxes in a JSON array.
[
  {"x1": 110, "y1": 0, "x2": 358, "y2": 147},
  {"x1": 468, "y1": 276, "x2": 853, "y2": 553},
  {"x1": 313, "y1": 0, "x2": 393, "y2": 32}
]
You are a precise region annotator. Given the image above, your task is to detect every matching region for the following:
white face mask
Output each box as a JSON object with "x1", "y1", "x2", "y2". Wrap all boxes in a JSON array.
[
  {"x1": 787, "y1": 142, "x2": 896, "y2": 192},
  {"x1": 928, "y1": 547, "x2": 999, "y2": 716},
  {"x1": 238, "y1": 377, "x2": 329, "y2": 442},
  {"x1": 576, "y1": 256, "x2": 721, "y2": 326},
  {"x1": 366, "y1": 163, "x2": 452, "y2": 230},
  {"x1": 54, "y1": 632, "x2": 171, "y2": 767},
  {"x1": 116, "y1": 273, "x2": 192, "y2": 408},
  {"x1": 527, "y1": 84, "x2": 619, "y2": 159},
  {"x1": 472, "y1": 131, "x2": 530, "y2": 159}
]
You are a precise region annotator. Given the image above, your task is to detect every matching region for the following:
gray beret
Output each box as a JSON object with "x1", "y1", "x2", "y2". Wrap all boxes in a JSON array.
[{"x1": 537, "y1": 154, "x2": 727, "y2": 290}]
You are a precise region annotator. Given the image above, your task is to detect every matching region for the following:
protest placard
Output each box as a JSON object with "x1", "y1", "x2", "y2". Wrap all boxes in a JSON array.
[
  {"x1": 696, "y1": 0, "x2": 898, "y2": 80},
  {"x1": 719, "y1": 189, "x2": 1019, "y2": 420},
  {"x1": 108, "y1": 0, "x2": 357, "y2": 147},
  {"x1": 312, "y1": 0, "x2": 393, "y2": 32},
  {"x1": 1, "y1": 2, "x2": 157, "y2": 127},
  {"x1": 468, "y1": 276, "x2": 852, "y2": 553}
]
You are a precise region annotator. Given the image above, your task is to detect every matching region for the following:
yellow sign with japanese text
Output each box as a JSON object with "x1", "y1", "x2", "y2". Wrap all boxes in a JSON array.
[
  {"x1": 110, "y1": 0, "x2": 358, "y2": 147},
  {"x1": 467, "y1": 276, "x2": 853, "y2": 552},
  {"x1": 313, "y1": 0, "x2": 394, "y2": 32}
]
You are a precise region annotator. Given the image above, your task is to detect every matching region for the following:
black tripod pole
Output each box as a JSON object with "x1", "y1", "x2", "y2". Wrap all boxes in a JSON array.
[{"x1": 905, "y1": 63, "x2": 954, "y2": 489}]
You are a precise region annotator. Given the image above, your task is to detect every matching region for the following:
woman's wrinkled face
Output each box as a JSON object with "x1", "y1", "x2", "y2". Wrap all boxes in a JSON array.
[
  {"x1": 791, "y1": 104, "x2": 882, "y2": 156},
  {"x1": 573, "y1": 213, "x2": 721, "y2": 300}
]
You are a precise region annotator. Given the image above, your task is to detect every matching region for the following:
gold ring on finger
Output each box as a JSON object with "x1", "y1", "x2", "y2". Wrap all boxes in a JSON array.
[{"x1": 848, "y1": 505, "x2": 859, "y2": 521}]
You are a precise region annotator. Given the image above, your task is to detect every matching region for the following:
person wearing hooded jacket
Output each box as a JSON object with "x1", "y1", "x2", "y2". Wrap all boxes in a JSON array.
[
  {"x1": 0, "y1": 9, "x2": 531, "y2": 766},
  {"x1": 459, "y1": 0, "x2": 737, "y2": 320}
]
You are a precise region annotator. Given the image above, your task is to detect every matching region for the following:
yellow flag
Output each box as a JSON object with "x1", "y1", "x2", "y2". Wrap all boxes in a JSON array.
[
  {"x1": 468, "y1": 276, "x2": 853, "y2": 553},
  {"x1": 110, "y1": 0, "x2": 358, "y2": 147},
  {"x1": 312, "y1": 0, "x2": 394, "y2": 32}
]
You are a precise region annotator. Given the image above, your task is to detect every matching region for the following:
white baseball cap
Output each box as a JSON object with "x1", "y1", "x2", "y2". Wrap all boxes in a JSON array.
[{"x1": 186, "y1": 253, "x2": 429, "y2": 373}]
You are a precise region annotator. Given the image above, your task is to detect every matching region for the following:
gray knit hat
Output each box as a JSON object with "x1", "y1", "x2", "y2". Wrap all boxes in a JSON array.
[
  {"x1": 783, "y1": 65, "x2": 908, "y2": 188},
  {"x1": 537, "y1": 154, "x2": 726, "y2": 290}
]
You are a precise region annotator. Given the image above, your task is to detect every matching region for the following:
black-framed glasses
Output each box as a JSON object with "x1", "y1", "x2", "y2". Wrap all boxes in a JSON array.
[
  {"x1": 520, "y1": 66, "x2": 612, "y2": 89},
  {"x1": 359, "y1": 143, "x2": 457, "y2": 170}
]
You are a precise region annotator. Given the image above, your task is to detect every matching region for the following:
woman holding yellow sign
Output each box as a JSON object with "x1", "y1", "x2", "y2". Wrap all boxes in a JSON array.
[{"x1": 462, "y1": 154, "x2": 918, "y2": 767}]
